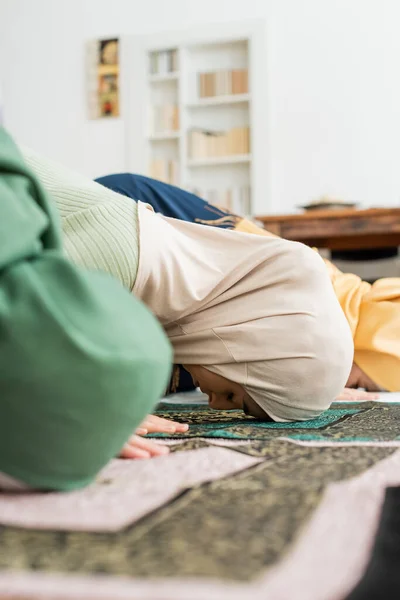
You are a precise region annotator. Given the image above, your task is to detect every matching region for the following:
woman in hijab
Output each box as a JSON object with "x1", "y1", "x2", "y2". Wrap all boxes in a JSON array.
[
  {"x1": 23, "y1": 147, "x2": 353, "y2": 425},
  {"x1": 96, "y1": 173, "x2": 400, "y2": 396}
]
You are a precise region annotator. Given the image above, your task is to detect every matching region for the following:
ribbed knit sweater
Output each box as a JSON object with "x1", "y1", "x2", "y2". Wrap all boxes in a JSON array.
[{"x1": 22, "y1": 147, "x2": 140, "y2": 290}]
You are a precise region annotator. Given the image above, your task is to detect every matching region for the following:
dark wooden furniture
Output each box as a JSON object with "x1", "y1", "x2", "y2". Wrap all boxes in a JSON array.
[{"x1": 255, "y1": 207, "x2": 400, "y2": 250}]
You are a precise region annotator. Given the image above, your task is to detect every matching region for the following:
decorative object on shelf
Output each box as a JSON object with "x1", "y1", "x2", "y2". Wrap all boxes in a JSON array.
[
  {"x1": 198, "y1": 69, "x2": 248, "y2": 98},
  {"x1": 300, "y1": 196, "x2": 358, "y2": 212},
  {"x1": 189, "y1": 126, "x2": 250, "y2": 159},
  {"x1": 86, "y1": 38, "x2": 120, "y2": 119},
  {"x1": 150, "y1": 159, "x2": 179, "y2": 186},
  {"x1": 151, "y1": 105, "x2": 179, "y2": 134},
  {"x1": 149, "y1": 49, "x2": 178, "y2": 75}
]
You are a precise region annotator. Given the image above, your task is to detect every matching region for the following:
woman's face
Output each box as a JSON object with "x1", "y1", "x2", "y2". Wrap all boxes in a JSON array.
[
  {"x1": 182, "y1": 365, "x2": 270, "y2": 420},
  {"x1": 346, "y1": 363, "x2": 382, "y2": 392}
]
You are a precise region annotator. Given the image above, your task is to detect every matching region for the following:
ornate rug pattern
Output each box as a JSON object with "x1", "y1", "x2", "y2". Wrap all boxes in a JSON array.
[
  {"x1": 0, "y1": 401, "x2": 399, "y2": 599},
  {"x1": 151, "y1": 401, "x2": 400, "y2": 443}
]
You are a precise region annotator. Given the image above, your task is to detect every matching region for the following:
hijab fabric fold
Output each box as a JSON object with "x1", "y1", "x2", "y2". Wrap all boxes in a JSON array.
[{"x1": 135, "y1": 203, "x2": 353, "y2": 421}]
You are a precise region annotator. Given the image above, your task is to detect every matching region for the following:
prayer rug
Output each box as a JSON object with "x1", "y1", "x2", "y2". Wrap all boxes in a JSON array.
[
  {"x1": 0, "y1": 447, "x2": 260, "y2": 532},
  {"x1": 151, "y1": 401, "x2": 400, "y2": 443},
  {"x1": 0, "y1": 401, "x2": 399, "y2": 600}
]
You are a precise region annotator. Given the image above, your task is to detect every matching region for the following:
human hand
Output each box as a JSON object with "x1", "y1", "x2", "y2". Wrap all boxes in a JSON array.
[
  {"x1": 119, "y1": 434, "x2": 170, "y2": 459},
  {"x1": 119, "y1": 415, "x2": 189, "y2": 459},
  {"x1": 135, "y1": 414, "x2": 189, "y2": 435},
  {"x1": 336, "y1": 388, "x2": 380, "y2": 401}
]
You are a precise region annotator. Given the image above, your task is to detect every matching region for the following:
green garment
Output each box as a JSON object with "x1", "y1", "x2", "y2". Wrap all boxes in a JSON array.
[{"x1": 0, "y1": 128, "x2": 172, "y2": 491}]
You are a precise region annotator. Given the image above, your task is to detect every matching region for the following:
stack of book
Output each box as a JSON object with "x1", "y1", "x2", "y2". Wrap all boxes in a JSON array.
[
  {"x1": 151, "y1": 105, "x2": 179, "y2": 133},
  {"x1": 150, "y1": 159, "x2": 179, "y2": 185},
  {"x1": 189, "y1": 126, "x2": 250, "y2": 159},
  {"x1": 149, "y1": 49, "x2": 178, "y2": 75},
  {"x1": 198, "y1": 69, "x2": 248, "y2": 98},
  {"x1": 190, "y1": 186, "x2": 251, "y2": 215}
]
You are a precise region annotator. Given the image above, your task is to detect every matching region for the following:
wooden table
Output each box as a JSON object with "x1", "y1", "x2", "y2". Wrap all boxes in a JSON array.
[{"x1": 256, "y1": 207, "x2": 400, "y2": 250}]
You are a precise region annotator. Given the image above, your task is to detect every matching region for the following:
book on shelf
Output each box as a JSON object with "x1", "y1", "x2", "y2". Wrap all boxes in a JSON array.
[
  {"x1": 188, "y1": 126, "x2": 250, "y2": 158},
  {"x1": 189, "y1": 185, "x2": 251, "y2": 216},
  {"x1": 151, "y1": 105, "x2": 179, "y2": 133},
  {"x1": 198, "y1": 69, "x2": 248, "y2": 98},
  {"x1": 149, "y1": 49, "x2": 178, "y2": 75},
  {"x1": 149, "y1": 159, "x2": 179, "y2": 185}
]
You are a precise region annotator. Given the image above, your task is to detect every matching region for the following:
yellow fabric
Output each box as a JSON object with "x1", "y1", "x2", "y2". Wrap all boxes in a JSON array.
[
  {"x1": 235, "y1": 218, "x2": 278, "y2": 237},
  {"x1": 234, "y1": 218, "x2": 400, "y2": 392}
]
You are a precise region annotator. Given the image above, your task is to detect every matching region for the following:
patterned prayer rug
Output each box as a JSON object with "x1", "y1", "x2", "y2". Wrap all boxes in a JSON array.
[
  {"x1": 150, "y1": 401, "x2": 400, "y2": 443},
  {"x1": 0, "y1": 401, "x2": 399, "y2": 600}
]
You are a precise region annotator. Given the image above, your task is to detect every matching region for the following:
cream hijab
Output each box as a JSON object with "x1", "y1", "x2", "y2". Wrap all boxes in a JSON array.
[{"x1": 135, "y1": 204, "x2": 353, "y2": 421}]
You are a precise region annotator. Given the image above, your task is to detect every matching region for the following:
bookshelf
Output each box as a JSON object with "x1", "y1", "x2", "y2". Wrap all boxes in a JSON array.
[
  {"x1": 148, "y1": 72, "x2": 179, "y2": 83},
  {"x1": 123, "y1": 21, "x2": 267, "y2": 215},
  {"x1": 187, "y1": 154, "x2": 252, "y2": 167},
  {"x1": 188, "y1": 93, "x2": 250, "y2": 108},
  {"x1": 149, "y1": 132, "x2": 181, "y2": 141}
]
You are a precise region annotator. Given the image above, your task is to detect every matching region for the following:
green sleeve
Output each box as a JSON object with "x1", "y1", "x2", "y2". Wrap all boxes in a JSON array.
[{"x1": 0, "y1": 128, "x2": 172, "y2": 490}]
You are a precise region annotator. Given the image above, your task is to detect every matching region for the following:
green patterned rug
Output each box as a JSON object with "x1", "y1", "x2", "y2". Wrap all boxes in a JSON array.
[
  {"x1": 0, "y1": 443, "x2": 394, "y2": 582},
  {"x1": 151, "y1": 401, "x2": 400, "y2": 443},
  {"x1": 0, "y1": 401, "x2": 399, "y2": 599}
]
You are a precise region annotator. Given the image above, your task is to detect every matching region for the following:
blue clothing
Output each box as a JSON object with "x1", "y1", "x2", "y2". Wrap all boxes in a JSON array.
[
  {"x1": 95, "y1": 173, "x2": 239, "y2": 228},
  {"x1": 95, "y1": 172, "x2": 241, "y2": 396},
  {"x1": 96, "y1": 173, "x2": 215, "y2": 394}
]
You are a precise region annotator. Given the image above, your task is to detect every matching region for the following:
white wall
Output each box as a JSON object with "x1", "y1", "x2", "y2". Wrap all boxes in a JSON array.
[
  {"x1": 1, "y1": 0, "x2": 400, "y2": 213},
  {"x1": 268, "y1": 0, "x2": 400, "y2": 213}
]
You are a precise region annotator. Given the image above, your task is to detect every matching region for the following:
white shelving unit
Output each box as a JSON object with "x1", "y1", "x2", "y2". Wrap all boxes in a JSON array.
[
  {"x1": 149, "y1": 132, "x2": 181, "y2": 141},
  {"x1": 148, "y1": 72, "x2": 179, "y2": 83},
  {"x1": 122, "y1": 21, "x2": 267, "y2": 216},
  {"x1": 187, "y1": 154, "x2": 252, "y2": 167},
  {"x1": 187, "y1": 93, "x2": 250, "y2": 108}
]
